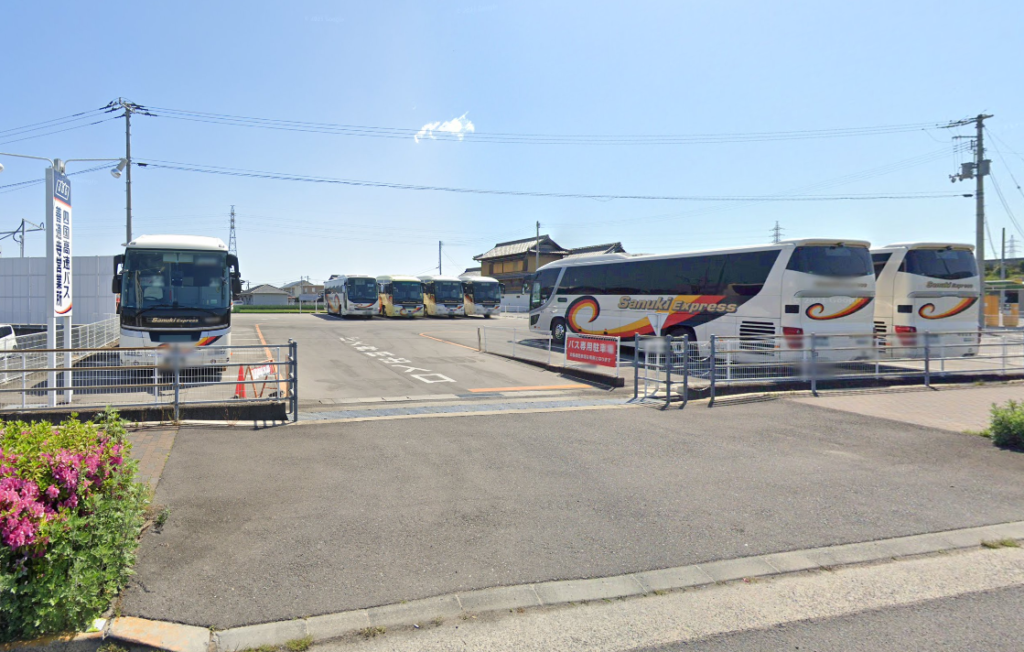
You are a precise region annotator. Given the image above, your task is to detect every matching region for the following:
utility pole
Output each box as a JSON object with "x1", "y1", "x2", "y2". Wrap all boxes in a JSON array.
[
  {"x1": 534, "y1": 221, "x2": 540, "y2": 274},
  {"x1": 771, "y1": 221, "x2": 783, "y2": 244},
  {"x1": 438, "y1": 241, "x2": 442, "y2": 275},
  {"x1": 105, "y1": 99, "x2": 154, "y2": 244},
  {"x1": 0, "y1": 219, "x2": 45, "y2": 257},
  {"x1": 944, "y1": 113, "x2": 993, "y2": 329},
  {"x1": 228, "y1": 205, "x2": 238, "y2": 257}
]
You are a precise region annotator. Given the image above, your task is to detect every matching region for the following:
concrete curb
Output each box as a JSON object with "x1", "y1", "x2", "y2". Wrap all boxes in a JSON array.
[{"x1": 17, "y1": 521, "x2": 1024, "y2": 652}]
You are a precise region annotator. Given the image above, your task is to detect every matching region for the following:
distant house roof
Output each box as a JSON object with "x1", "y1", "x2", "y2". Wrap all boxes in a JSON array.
[
  {"x1": 462, "y1": 266, "x2": 482, "y2": 277},
  {"x1": 564, "y1": 242, "x2": 626, "y2": 258},
  {"x1": 474, "y1": 235, "x2": 567, "y2": 261},
  {"x1": 243, "y1": 283, "x2": 288, "y2": 295}
]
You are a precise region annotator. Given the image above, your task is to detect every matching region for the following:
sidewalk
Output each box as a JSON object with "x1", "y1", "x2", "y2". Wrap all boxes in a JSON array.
[
  {"x1": 128, "y1": 425, "x2": 178, "y2": 490},
  {"x1": 790, "y1": 383, "x2": 1024, "y2": 433}
]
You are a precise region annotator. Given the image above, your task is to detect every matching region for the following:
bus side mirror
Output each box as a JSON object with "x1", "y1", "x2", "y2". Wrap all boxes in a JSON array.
[
  {"x1": 112, "y1": 254, "x2": 124, "y2": 294},
  {"x1": 231, "y1": 275, "x2": 242, "y2": 298}
]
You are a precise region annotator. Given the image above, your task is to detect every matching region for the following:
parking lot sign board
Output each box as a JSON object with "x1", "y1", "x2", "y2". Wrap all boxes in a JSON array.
[{"x1": 566, "y1": 333, "x2": 618, "y2": 368}]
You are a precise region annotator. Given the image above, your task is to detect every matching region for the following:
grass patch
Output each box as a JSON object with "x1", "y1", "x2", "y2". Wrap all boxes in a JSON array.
[
  {"x1": 358, "y1": 626, "x2": 386, "y2": 639},
  {"x1": 155, "y1": 506, "x2": 171, "y2": 528},
  {"x1": 233, "y1": 305, "x2": 325, "y2": 314},
  {"x1": 284, "y1": 635, "x2": 313, "y2": 652},
  {"x1": 981, "y1": 538, "x2": 1020, "y2": 549},
  {"x1": 241, "y1": 645, "x2": 277, "y2": 652},
  {"x1": 98, "y1": 644, "x2": 129, "y2": 652}
]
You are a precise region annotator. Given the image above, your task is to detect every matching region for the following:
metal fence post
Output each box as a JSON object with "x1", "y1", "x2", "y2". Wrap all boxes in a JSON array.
[
  {"x1": 1002, "y1": 334, "x2": 1008, "y2": 375},
  {"x1": 709, "y1": 335, "x2": 716, "y2": 407},
  {"x1": 21, "y1": 352, "x2": 26, "y2": 409},
  {"x1": 664, "y1": 334, "x2": 673, "y2": 409},
  {"x1": 153, "y1": 364, "x2": 159, "y2": 404},
  {"x1": 173, "y1": 349, "x2": 181, "y2": 422},
  {"x1": 633, "y1": 334, "x2": 639, "y2": 400},
  {"x1": 681, "y1": 334, "x2": 689, "y2": 410},
  {"x1": 924, "y1": 335, "x2": 931, "y2": 388},
  {"x1": 512, "y1": 328, "x2": 516, "y2": 359},
  {"x1": 290, "y1": 339, "x2": 298, "y2": 422},
  {"x1": 477, "y1": 327, "x2": 482, "y2": 352}
]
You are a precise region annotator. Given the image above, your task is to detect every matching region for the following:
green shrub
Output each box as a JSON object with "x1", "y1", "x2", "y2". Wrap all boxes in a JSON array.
[
  {"x1": 988, "y1": 399, "x2": 1024, "y2": 451},
  {"x1": 0, "y1": 409, "x2": 148, "y2": 643}
]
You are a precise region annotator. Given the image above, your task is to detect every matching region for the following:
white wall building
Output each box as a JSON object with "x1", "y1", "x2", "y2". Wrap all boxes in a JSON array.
[{"x1": 0, "y1": 255, "x2": 116, "y2": 325}]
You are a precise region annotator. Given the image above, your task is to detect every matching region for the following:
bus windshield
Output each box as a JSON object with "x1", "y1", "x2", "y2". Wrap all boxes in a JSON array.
[
  {"x1": 434, "y1": 281, "x2": 464, "y2": 302},
  {"x1": 346, "y1": 277, "x2": 378, "y2": 302},
  {"x1": 122, "y1": 249, "x2": 230, "y2": 311},
  {"x1": 786, "y1": 245, "x2": 871, "y2": 278},
  {"x1": 903, "y1": 249, "x2": 977, "y2": 280},
  {"x1": 391, "y1": 281, "x2": 423, "y2": 303},
  {"x1": 473, "y1": 282, "x2": 501, "y2": 302}
]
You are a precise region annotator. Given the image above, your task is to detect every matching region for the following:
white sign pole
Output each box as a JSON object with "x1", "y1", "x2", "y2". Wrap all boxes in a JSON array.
[
  {"x1": 45, "y1": 167, "x2": 56, "y2": 406},
  {"x1": 48, "y1": 162, "x2": 74, "y2": 404}
]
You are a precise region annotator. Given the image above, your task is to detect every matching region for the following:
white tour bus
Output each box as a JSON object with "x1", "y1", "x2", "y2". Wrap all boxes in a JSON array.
[
  {"x1": 113, "y1": 235, "x2": 241, "y2": 365},
  {"x1": 529, "y1": 239, "x2": 876, "y2": 361},
  {"x1": 417, "y1": 274, "x2": 465, "y2": 317},
  {"x1": 376, "y1": 275, "x2": 425, "y2": 318},
  {"x1": 871, "y1": 243, "x2": 979, "y2": 357},
  {"x1": 324, "y1": 274, "x2": 379, "y2": 318},
  {"x1": 459, "y1": 275, "x2": 503, "y2": 318}
]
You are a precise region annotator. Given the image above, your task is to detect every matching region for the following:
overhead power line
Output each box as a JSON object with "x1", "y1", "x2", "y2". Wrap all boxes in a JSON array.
[
  {"x1": 0, "y1": 164, "x2": 113, "y2": 194},
  {"x1": 136, "y1": 158, "x2": 969, "y2": 202},
  {"x1": 0, "y1": 115, "x2": 120, "y2": 147},
  {"x1": 0, "y1": 107, "x2": 108, "y2": 137},
  {"x1": 144, "y1": 105, "x2": 944, "y2": 145}
]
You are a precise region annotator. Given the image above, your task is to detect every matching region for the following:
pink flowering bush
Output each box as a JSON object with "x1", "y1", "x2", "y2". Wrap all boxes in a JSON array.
[{"x1": 0, "y1": 409, "x2": 147, "y2": 642}]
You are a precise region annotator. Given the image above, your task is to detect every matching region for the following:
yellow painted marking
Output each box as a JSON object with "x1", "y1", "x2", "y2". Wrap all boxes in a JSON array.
[
  {"x1": 419, "y1": 332, "x2": 481, "y2": 351},
  {"x1": 468, "y1": 384, "x2": 587, "y2": 393}
]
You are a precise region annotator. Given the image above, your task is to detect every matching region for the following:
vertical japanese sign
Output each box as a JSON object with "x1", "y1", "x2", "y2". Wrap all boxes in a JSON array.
[{"x1": 48, "y1": 170, "x2": 72, "y2": 317}]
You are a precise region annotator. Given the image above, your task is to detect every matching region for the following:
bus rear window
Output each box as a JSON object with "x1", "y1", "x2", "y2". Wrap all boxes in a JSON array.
[
  {"x1": 786, "y1": 245, "x2": 871, "y2": 277},
  {"x1": 902, "y1": 249, "x2": 977, "y2": 280}
]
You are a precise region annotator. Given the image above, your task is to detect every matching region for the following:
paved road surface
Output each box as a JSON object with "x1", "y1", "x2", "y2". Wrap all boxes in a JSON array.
[
  {"x1": 121, "y1": 400, "x2": 1024, "y2": 628},
  {"x1": 236, "y1": 313, "x2": 599, "y2": 403}
]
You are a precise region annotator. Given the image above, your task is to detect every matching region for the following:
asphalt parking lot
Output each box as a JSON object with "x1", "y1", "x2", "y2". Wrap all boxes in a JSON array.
[
  {"x1": 233, "y1": 313, "x2": 597, "y2": 405},
  {"x1": 121, "y1": 399, "x2": 1024, "y2": 629}
]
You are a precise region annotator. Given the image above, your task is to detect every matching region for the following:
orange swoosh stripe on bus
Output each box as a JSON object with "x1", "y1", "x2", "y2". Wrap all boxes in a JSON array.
[
  {"x1": 805, "y1": 297, "x2": 873, "y2": 320},
  {"x1": 918, "y1": 296, "x2": 978, "y2": 320}
]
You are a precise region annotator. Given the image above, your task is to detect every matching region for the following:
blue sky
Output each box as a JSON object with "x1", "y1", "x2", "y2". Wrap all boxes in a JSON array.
[{"x1": 2, "y1": 0, "x2": 1023, "y2": 286}]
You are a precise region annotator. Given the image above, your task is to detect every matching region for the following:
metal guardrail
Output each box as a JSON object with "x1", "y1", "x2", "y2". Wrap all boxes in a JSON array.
[
  {"x1": 633, "y1": 330, "x2": 1024, "y2": 408},
  {"x1": 0, "y1": 341, "x2": 298, "y2": 422}
]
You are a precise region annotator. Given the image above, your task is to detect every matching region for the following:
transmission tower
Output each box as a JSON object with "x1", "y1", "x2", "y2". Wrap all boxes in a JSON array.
[
  {"x1": 1008, "y1": 235, "x2": 1018, "y2": 259},
  {"x1": 228, "y1": 205, "x2": 238, "y2": 257},
  {"x1": 770, "y1": 221, "x2": 784, "y2": 244}
]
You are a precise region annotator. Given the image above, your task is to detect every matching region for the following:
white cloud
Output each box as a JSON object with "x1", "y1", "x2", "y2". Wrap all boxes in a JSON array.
[{"x1": 414, "y1": 113, "x2": 475, "y2": 143}]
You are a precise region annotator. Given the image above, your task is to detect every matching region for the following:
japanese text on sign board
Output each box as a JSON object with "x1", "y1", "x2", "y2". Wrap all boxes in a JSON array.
[
  {"x1": 52, "y1": 172, "x2": 72, "y2": 317},
  {"x1": 565, "y1": 335, "x2": 617, "y2": 368}
]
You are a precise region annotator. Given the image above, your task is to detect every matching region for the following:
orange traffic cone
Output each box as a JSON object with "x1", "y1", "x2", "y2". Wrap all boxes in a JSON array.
[{"x1": 233, "y1": 364, "x2": 247, "y2": 399}]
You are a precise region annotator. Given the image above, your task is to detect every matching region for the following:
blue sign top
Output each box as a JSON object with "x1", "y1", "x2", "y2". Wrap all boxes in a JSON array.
[{"x1": 53, "y1": 172, "x2": 71, "y2": 205}]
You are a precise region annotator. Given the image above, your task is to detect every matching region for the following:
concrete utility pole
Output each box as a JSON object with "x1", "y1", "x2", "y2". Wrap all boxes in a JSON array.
[
  {"x1": 944, "y1": 113, "x2": 993, "y2": 329},
  {"x1": 105, "y1": 99, "x2": 154, "y2": 244},
  {"x1": 0, "y1": 219, "x2": 45, "y2": 257},
  {"x1": 438, "y1": 241, "x2": 442, "y2": 275},
  {"x1": 534, "y1": 221, "x2": 540, "y2": 274}
]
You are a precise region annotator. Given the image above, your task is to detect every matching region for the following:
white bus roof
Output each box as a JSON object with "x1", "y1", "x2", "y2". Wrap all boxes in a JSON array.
[
  {"x1": 126, "y1": 235, "x2": 228, "y2": 251},
  {"x1": 417, "y1": 275, "x2": 464, "y2": 283},
  {"x1": 537, "y1": 239, "x2": 871, "y2": 271},
  {"x1": 873, "y1": 242, "x2": 975, "y2": 251},
  {"x1": 460, "y1": 275, "x2": 501, "y2": 283},
  {"x1": 376, "y1": 275, "x2": 423, "y2": 283}
]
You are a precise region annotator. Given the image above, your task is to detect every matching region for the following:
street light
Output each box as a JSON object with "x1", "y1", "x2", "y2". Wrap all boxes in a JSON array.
[
  {"x1": 0, "y1": 151, "x2": 127, "y2": 406},
  {"x1": 110, "y1": 159, "x2": 127, "y2": 179}
]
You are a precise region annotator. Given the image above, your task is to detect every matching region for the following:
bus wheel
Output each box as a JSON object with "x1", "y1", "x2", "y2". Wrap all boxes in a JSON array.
[
  {"x1": 551, "y1": 319, "x2": 567, "y2": 345},
  {"x1": 484, "y1": 314, "x2": 492, "y2": 319}
]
